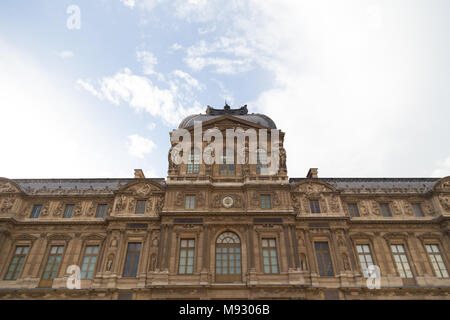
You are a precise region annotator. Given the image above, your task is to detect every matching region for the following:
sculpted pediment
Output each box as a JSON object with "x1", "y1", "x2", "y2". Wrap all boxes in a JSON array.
[
  {"x1": 433, "y1": 176, "x2": 450, "y2": 192},
  {"x1": 119, "y1": 180, "x2": 164, "y2": 197},
  {"x1": 189, "y1": 115, "x2": 270, "y2": 132},
  {"x1": 0, "y1": 179, "x2": 22, "y2": 194},
  {"x1": 292, "y1": 180, "x2": 337, "y2": 195}
]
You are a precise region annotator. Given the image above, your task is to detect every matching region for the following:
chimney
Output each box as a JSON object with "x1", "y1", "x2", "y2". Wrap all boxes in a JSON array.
[
  {"x1": 134, "y1": 169, "x2": 145, "y2": 179},
  {"x1": 307, "y1": 168, "x2": 318, "y2": 179}
]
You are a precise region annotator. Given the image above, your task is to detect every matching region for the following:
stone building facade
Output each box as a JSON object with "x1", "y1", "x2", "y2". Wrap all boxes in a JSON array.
[{"x1": 0, "y1": 105, "x2": 449, "y2": 300}]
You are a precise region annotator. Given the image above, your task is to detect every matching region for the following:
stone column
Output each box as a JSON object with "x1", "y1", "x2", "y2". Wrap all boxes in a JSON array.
[
  {"x1": 283, "y1": 225, "x2": 293, "y2": 269},
  {"x1": 156, "y1": 225, "x2": 166, "y2": 270},
  {"x1": 290, "y1": 225, "x2": 300, "y2": 268}
]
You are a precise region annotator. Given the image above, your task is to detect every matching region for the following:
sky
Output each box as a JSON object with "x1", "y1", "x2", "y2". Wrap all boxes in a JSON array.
[{"x1": 0, "y1": 0, "x2": 449, "y2": 179}]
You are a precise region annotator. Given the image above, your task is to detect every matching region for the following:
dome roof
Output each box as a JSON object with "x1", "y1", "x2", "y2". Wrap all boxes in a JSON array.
[{"x1": 178, "y1": 104, "x2": 277, "y2": 129}]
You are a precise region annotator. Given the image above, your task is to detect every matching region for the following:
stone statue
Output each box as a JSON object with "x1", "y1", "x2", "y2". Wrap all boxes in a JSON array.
[
  {"x1": 106, "y1": 256, "x2": 114, "y2": 272},
  {"x1": 342, "y1": 254, "x2": 350, "y2": 271}
]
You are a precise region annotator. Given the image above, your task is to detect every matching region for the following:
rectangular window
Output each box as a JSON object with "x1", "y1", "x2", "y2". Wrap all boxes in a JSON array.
[
  {"x1": 356, "y1": 244, "x2": 374, "y2": 278},
  {"x1": 63, "y1": 204, "x2": 74, "y2": 218},
  {"x1": 30, "y1": 205, "x2": 42, "y2": 219},
  {"x1": 256, "y1": 149, "x2": 268, "y2": 175},
  {"x1": 178, "y1": 239, "x2": 195, "y2": 274},
  {"x1": 123, "y1": 243, "x2": 141, "y2": 277},
  {"x1": 425, "y1": 244, "x2": 449, "y2": 278},
  {"x1": 220, "y1": 155, "x2": 235, "y2": 176},
  {"x1": 380, "y1": 203, "x2": 392, "y2": 217},
  {"x1": 310, "y1": 200, "x2": 320, "y2": 213},
  {"x1": 95, "y1": 204, "x2": 107, "y2": 218},
  {"x1": 42, "y1": 245, "x2": 64, "y2": 280},
  {"x1": 4, "y1": 246, "x2": 29, "y2": 280},
  {"x1": 315, "y1": 242, "x2": 334, "y2": 276},
  {"x1": 347, "y1": 203, "x2": 360, "y2": 217},
  {"x1": 412, "y1": 203, "x2": 424, "y2": 217},
  {"x1": 260, "y1": 195, "x2": 272, "y2": 209},
  {"x1": 185, "y1": 195, "x2": 196, "y2": 209},
  {"x1": 262, "y1": 238, "x2": 279, "y2": 274},
  {"x1": 81, "y1": 245, "x2": 99, "y2": 279},
  {"x1": 187, "y1": 151, "x2": 200, "y2": 174},
  {"x1": 391, "y1": 244, "x2": 413, "y2": 278},
  {"x1": 135, "y1": 200, "x2": 146, "y2": 214}
]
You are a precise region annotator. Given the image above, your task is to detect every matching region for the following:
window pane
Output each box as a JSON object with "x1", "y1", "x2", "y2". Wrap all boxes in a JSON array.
[
  {"x1": 123, "y1": 243, "x2": 141, "y2": 277},
  {"x1": 315, "y1": 242, "x2": 334, "y2": 276}
]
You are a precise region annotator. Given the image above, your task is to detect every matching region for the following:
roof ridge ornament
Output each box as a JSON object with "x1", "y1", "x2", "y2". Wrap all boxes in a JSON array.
[{"x1": 205, "y1": 104, "x2": 248, "y2": 116}]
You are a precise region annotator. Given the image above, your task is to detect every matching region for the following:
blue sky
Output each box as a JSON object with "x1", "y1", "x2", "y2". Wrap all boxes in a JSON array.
[{"x1": 1, "y1": 0, "x2": 449, "y2": 179}]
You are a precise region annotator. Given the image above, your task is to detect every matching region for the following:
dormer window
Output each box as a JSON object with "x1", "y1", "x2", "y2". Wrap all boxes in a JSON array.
[
  {"x1": 412, "y1": 203, "x2": 424, "y2": 217},
  {"x1": 310, "y1": 200, "x2": 320, "y2": 213},
  {"x1": 380, "y1": 203, "x2": 392, "y2": 217},
  {"x1": 135, "y1": 200, "x2": 146, "y2": 214}
]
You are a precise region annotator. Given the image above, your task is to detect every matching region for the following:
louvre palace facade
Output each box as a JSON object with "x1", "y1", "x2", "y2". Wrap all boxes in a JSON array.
[{"x1": 0, "y1": 105, "x2": 449, "y2": 300}]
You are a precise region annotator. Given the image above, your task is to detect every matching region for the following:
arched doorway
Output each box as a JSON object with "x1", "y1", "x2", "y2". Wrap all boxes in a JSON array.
[{"x1": 215, "y1": 231, "x2": 242, "y2": 282}]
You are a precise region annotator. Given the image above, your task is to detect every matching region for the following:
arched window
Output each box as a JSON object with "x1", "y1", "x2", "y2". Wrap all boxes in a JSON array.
[
  {"x1": 187, "y1": 148, "x2": 200, "y2": 174},
  {"x1": 215, "y1": 232, "x2": 241, "y2": 282}
]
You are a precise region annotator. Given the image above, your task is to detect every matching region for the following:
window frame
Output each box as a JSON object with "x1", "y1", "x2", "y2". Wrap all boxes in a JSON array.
[
  {"x1": 347, "y1": 203, "x2": 360, "y2": 217},
  {"x1": 379, "y1": 203, "x2": 392, "y2": 217},
  {"x1": 185, "y1": 195, "x2": 196, "y2": 210},
  {"x1": 3, "y1": 245, "x2": 30, "y2": 280},
  {"x1": 63, "y1": 204, "x2": 75, "y2": 218},
  {"x1": 355, "y1": 244, "x2": 375, "y2": 278},
  {"x1": 39, "y1": 244, "x2": 66, "y2": 286},
  {"x1": 80, "y1": 244, "x2": 100, "y2": 280},
  {"x1": 135, "y1": 200, "x2": 146, "y2": 214},
  {"x1": 219, "y1": 153, "x2": 235, "y2": 176},
  {"x1": 30, "y1": 205, "x2": 42, "y2": 219},
  {"x1": 424, "y1": 243, "x2": 449, "y2": 278},
  {"x1": 260, "y1": 194, "x2": 272, "y2": 209},
  {"x1": 256, "y1": 148, "x2": 268, "y2": 175},
  {"x1": 310, "y1": 199, "x2": 321, "y2": 214},
  {"x1": 178, "y1": 238, "x2": 196, "y2": 275},
  {"x1": 95, "y1": 204, "x2": 108, "y2": 218},
  {"x1": 187, "y1": 149, "x2": 200, "y2": 174},
  {"x1": 314, "y1": 241, "x2": 334, "y2": 276},
  {"x1": 122, "y1": 242, "x2": 142, "y2": 278},
  {"x1": 215, "y1": 231, "x2": 242, "y2": 283},
  {"x1": 390, "y1": 243, "x2": 414, "y2": 279},
  {"x1": 261, "y1": 238, "x2": 279, "y2": 274},
  {"x1": 411, "y1": 203, "x2": 424, "y2": 217}
]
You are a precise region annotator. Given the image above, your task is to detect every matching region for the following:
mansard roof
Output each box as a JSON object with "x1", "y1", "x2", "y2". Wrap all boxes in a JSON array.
[
  {"x1": 289, "y1": 177, "x2": 439, "y2": 193},
  {"x1": 178, "y1": 104, "x2": 277, "y2": 129},
  {"x1": 10, "y1": 178, "x2": 165, "y2": 195}
]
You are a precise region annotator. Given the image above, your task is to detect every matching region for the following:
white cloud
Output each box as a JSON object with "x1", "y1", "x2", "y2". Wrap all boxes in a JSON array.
[
  {"x1": 127, "y1": 134, "x2": 156, "y2": 158},
  {"x1": 147, "y1": 122, "x2": 156, "y2": 130},
  {"x1": 0, "y1": 37, "x2": 142, "y2": 178},
  {"x1": 432, "y1": 156, "x2": 450, "y2": 177},
  {"x1": 77, "y1": 68, "x2": 203, "y2": 125},
  {"x1": 120, "y1": 0, "x2": 136, "y2": 8},
  {"x1": 58, "y1": 50, "x2": 74, "y2": 59},
  {"x1": 136, "y1": 50, "x2": 158, "y2": 75},
  {"x1": 121, "y1": 0, "x2": 166, "y2": 11},
  {"x1": 185, "y1": 37, "x2": 254, "y2": 74},
  {"x1": 172, "y1": 70, "x2": 204, "y2": 91},
  {"x1": 170, "y1": 43, "x2": 183, "y2": 51},
  {"x1": 212, "y1": 79, "x2": 234, "y2": 105}
]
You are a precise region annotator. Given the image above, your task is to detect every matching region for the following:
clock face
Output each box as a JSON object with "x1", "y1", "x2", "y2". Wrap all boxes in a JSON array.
[{"x1": 222, "y1": 196, "x2": 234, "y2": 208}]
